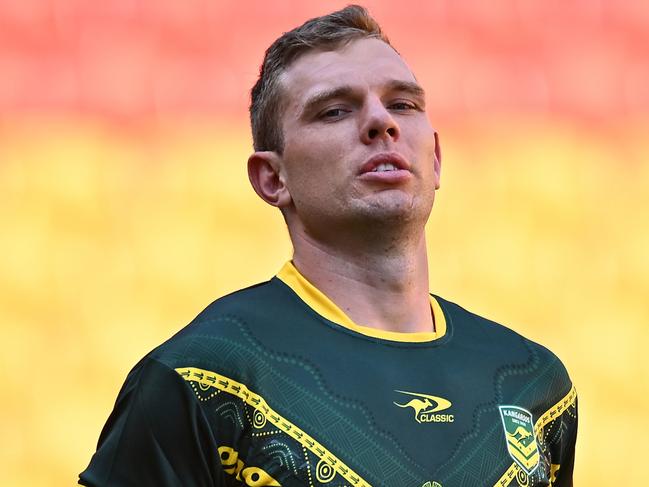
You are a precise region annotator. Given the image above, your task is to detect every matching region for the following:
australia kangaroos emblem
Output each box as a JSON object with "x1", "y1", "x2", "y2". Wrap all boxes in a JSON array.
[{"x1": 498, "y1": 405, "x2": 540, "y2": 473}]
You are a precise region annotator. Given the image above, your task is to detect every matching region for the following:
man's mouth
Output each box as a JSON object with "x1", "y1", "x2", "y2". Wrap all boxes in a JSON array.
[
  {"x1": 359, "y1": 152, "x2": 410, "y2": 175},
  {"x1": 372, "y1": 163, "x2": 399, "y2": 172}
]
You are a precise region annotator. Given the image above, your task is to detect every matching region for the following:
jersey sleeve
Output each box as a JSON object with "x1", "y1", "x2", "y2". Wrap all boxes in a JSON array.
[
  {"x1": 79, "y1": 357, "x2": 226, "y2": 487},
  {"x1": 551, "y1": 393, "x2": 578, "y2": 487}
]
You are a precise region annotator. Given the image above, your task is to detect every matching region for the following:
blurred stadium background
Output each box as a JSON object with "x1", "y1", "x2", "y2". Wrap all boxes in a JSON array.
[{"x1": 1, "y1": 0, "x2": 648, "y2": 485}]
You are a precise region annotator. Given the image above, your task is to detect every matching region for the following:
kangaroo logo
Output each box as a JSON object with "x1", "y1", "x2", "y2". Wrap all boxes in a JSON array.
[
  {"x1": 508, "y1": 426, "x2": 533, "y2": 442},
  {"x1": 393, "y1": 390, "x2": 454, "y2": 424},
  {"x1": 499, "y1": 405, "x2": 539, "y2": 474}
]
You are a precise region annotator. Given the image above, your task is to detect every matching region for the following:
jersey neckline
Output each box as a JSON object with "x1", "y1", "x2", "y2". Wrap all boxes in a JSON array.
[{"x1": 276, "y1": 261, "x2": 447, "y2": 343}]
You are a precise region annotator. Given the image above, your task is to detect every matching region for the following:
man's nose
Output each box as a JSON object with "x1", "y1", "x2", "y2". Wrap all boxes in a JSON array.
[{"x1": 359, "y1": 98, "x2": 400, "y2": 145}]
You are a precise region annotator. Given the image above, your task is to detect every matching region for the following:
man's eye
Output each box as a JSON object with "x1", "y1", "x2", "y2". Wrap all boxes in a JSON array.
[
  {"x1": 319, "y1": 108, "x2": 348, "y2": 119},
  {"x1": 390, "y1": 101, "x2": 417, "y2": 111}
]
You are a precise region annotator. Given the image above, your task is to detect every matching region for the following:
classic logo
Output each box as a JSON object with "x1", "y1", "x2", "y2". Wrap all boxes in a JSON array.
[
  {"x1": 498, "y1": 405, "x2": 540, "y2": 474},
  {"x1": 421, "y1": 481, "x2": 443, "y2": 487},
  {"x1": 393, "y1": 390, "x2": 454, "y2": 424}
]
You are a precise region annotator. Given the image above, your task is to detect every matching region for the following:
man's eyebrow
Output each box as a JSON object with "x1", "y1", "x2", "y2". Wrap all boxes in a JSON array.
[
  {"x1": 300, "y1": 85, "x2": 358, "y2": 118},
  {"x1": 386, "y1": 80, "x2": 426, "y2": 100}
]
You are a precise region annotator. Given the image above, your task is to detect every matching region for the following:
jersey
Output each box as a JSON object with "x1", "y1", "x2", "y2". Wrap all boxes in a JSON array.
[{"x1": 79, "y1": 262, "x2": 577, "y2": 487}]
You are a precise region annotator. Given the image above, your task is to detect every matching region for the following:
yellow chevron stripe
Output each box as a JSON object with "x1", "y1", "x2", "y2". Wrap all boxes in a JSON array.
[
  {"x1": 493, "y1": 385, "x2": 577, "y2": 486},
  {"x1": 506, "y1": 437, "x2": 537, "y2": 457},
  {"x1": 507, "y1": 446, "x2": 539, "y2": 470},
  {"x1": 175, "y1": 366, "x2": 372, "y2": 487}
]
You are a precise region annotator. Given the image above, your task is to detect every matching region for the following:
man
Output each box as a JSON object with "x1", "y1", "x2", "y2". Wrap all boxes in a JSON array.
[{"x1": 80, "y1": 6, "x2": 576, "y2": 487}]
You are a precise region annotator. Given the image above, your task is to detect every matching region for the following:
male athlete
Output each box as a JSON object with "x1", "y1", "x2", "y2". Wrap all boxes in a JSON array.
[{"x1": 80, "y1": 6, "x2": 577, "y2": 487}]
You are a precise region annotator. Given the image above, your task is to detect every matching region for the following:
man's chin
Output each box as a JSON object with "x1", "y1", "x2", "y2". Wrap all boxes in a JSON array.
[
  {"x1": 361, "y1": 193, "x2": 431, "y2": 221},
  {"x1": 355, "y1": 202, "x2": 430, "y2": 229}
]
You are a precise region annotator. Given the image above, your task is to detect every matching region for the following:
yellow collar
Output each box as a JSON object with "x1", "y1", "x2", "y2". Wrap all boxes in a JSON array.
[{"x1": 276, "y1": 261, "x2": 447, "y2": 343}]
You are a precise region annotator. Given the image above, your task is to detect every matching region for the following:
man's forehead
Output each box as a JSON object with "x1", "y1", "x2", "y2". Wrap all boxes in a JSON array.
[{"x1": 280, "y1": 38, "x2": 417, "y2": 102}]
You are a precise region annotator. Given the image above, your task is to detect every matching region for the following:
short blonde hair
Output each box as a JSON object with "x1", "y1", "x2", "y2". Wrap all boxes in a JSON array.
[{"x1": 249, "y1": 5, "x2": 390, "y2": 153}]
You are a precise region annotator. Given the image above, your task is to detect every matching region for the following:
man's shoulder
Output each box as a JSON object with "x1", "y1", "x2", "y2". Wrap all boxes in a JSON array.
[
  {"x1": 147, "y1": 276, "x2": 302, "y2": 367},
  {"x1": 180, "y1": 276, "x2": 293, "y2": 329},
  {"x1": 436, "y1": 294, "x2": 571, "y2": 378},
  {"x1": 437, "y1": 295, "x2": 575, "y2": 416},
  {"x1": 198, "y1": 278, "x2": 277, "y2": 316}
]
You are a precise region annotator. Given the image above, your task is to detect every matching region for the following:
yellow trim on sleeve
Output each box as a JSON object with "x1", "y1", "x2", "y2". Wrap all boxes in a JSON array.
[
  {"x1": 176, "y1": 367, "x2": 372, "y2": 487},
  {"x1": 276, "y1": 261, "x2": 446, "y2": 343}
]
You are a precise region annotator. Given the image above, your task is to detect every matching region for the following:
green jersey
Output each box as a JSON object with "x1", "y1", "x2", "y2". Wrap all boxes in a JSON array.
[{"x1": 80, "y1": 262, "x2": 576, "y2": 487}]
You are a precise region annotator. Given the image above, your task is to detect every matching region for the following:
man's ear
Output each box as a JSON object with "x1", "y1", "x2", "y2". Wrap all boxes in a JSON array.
[
  {"x1": 247, "y1": 151, "x2": 292, "y2": 208},
  {"x1": 433, "y1": 131, "x2": 442, "y2": 190}
]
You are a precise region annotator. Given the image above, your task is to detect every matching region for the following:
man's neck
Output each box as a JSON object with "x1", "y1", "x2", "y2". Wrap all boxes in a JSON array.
[{"x1": 290, "y1": 229, "x2": 434, "y2": 334}]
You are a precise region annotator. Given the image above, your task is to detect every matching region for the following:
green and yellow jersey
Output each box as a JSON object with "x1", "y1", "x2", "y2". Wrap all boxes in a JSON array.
[{"x1": 80, "y1": 262, "x2": 577, "y2": 487}]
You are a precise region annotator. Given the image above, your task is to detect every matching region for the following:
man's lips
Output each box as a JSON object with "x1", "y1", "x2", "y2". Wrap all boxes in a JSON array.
[
  {"x1": 358, "y1": 152, "x2": 411, "y2": 175},
  {"x1": 357, "y1": 152, "x2": 412, "y2": 184}
]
